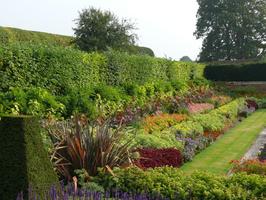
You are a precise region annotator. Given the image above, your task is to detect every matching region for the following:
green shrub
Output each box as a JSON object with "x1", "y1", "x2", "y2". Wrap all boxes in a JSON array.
[
  {"x1": 93, "y1": 84, "x2": 128, "y2": 102},
  {"x1": 0, "y1": 87, "x2": 64, "y2": 117},
  {"x1": 0, "y1": 116, "x2": 58, "y2": 200},
  {"x1": 257, "y1": 98, "x2": 266, "y2": 108},
  {"x1": 204, "y1": 62, "x2": 266, "y2": 81},
  {"x1": 97, "y1": 167, "x2": 266, "y2": 200},
  {"x1": 132, "y1": 131, "x2": 182, "y2": 149},
  {"x1": 57, "y1": 87, "x2": 97, "y2": 118},
  {"x1": 192, "y1": 113, "x2": 224, "y2": 132},
  {"x1": 154, "y1": 81, "x2": 174, "y2": 94},
  {"x1": 75, "y1": 169, "x2": 105, "y2": 193},
  {"x1": 173, "y1": 120, "x2": 204, "y2": 136}
]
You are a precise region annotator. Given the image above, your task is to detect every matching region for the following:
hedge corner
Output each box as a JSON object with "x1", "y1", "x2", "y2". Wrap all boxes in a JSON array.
[{"x1": 0, "y1": 115, "x2": 58, "y2": 200}]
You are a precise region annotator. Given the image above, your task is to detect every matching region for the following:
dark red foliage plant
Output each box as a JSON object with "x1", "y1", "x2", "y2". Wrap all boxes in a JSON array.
[
  {"x1": 246, "y1": 99, "x2": 258, "y2": 110},
  {"x1": 136, "y1": 148, "x2": 183, "y2": 169}
]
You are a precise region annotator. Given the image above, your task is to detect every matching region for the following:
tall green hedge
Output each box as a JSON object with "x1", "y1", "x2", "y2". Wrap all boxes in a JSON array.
[
  {"x1": 204, "y1": 63, "x2": 266, "y2": 81},
  {"x1": 0, "y1": 116, "x2": 58, "y2": 200},
  {"x1": 0, "y1": 43, "x2": 205, "y2": 95}
]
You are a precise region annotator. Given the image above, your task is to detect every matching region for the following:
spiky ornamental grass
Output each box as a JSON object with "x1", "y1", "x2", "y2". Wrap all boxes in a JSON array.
[{"x1": 44, "y1": 115, "x2": 137, "y2": 180}]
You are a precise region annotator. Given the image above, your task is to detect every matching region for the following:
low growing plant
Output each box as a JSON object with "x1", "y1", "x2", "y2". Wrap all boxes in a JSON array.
[{"x1": 97, "y1": 167, "x2": 266, "y2": 200}]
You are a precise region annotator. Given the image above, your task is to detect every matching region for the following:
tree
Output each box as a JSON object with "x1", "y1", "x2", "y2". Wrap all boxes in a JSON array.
[
  {"x1": 195, "y1": 0, "x2": 266, "y2": 61},
  {"x1": 180, "y1": 56, "x2": 192, "y2": 62},
  {"x1": 73, "y1": 7, "x2": 137, "y2": 52}
]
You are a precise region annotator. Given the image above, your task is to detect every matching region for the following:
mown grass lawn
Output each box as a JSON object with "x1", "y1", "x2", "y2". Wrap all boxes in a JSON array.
[{"x1": 181, "y1": 109, "x2": 266, "y2": 175}]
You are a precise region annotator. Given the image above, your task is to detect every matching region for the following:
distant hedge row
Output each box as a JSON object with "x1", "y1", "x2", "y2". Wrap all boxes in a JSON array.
[
  {"x1": 204, "y1": 63, "x2": 266, "y2": 81},
  {"x1": 0, "y1": 42, "x2": 205, "y2": 95},
  {"x1": 0, "y1": 27, "x2": 155, "y2": 57},
  {"x1": 0, "y1": 27, "x2": 73, "y2": 47}
]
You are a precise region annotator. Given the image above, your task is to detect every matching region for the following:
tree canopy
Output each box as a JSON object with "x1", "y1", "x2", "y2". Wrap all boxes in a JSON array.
[
  {"x1": 195, "y1": 0, "x2": 266, "y2": 61},
  {"x1": 73, "y1": 7, "x2": 137, "y2": 52}
]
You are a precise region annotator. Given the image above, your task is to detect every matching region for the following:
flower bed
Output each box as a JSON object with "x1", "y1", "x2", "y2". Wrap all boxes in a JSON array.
[
  {"x1": 172, "y1": 98, "x2": 247, "y2": 163},
  {"x1": 132, "y1": 98, "x2": 247, "y2": 166}
]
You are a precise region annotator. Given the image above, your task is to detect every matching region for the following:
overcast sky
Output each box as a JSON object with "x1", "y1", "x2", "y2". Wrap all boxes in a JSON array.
[{"x1": 0, "y1": 0, "x2": 202, "y2": 60}]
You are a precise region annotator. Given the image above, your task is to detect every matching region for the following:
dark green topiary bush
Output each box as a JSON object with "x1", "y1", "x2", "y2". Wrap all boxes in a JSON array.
[{"x1": 0, "y1": 116, "x2": 58, "y2": 200}]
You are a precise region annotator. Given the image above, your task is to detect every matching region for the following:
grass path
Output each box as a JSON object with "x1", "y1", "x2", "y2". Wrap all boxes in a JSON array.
[{"x1": 180, "y1": 109, "x2": 266, "y2": 175}]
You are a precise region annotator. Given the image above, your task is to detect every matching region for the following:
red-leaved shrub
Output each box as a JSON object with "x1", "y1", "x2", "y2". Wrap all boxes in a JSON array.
[{"x1": 136, "y1": 148, "x2": 183, "y2": 169}]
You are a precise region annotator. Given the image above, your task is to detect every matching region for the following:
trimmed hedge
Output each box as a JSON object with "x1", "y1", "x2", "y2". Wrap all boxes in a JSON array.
[
  {"x1": 204, "y1": 63, "x2": 266, "y2": 81},
  {"x1": 0, "y1": 116, "x2": 58, "y2": 200},
  {"x1": 0, "y1": 43, "x2": 205, "y2": 94}
]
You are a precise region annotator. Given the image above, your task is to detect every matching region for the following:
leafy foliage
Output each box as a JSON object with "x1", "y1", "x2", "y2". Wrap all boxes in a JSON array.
[
  {"x1": 0, "y1": 87, "x2": 64, "y2": 117},
  {"x1": 195, "y1": 0, "x2": 266, "y2": 61},
  {"x1": 73, "y1": 7, "x2": 137, "y2": 52},
  {"x1": 132, "y1": 131, "x2": 182, "y2": 149}
]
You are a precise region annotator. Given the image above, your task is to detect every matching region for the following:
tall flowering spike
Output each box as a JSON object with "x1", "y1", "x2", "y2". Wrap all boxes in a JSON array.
[
  {"x1": 50, "y1": 185, "x2": 57, "y2": 200},
  {"x1": 63, "y1": 192, "x2": 68, "y2": 200},
  {"x1": 16, "y1": 191, "x2": 23, "y2": 200},
  {"x1": 67, "y1": 183, "x2": 73, "y2": 195},
  {"x1": 105, "y1": 190, "x2": 110, "y2": 199},
  {"x1": 33, "y1": 191, "x2": 37, "y2": 200},
  {"x1": 78, "y1": 188, "x2": 83, "y2": 199},
  {"x1": 28, "y1": 184, "x2": 32, "y2": 199},
  {"x1": 60, "y1": 180, "x2": 65, "y2": 191}
]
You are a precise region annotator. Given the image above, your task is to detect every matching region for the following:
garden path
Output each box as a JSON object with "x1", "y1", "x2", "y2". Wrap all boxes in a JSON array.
[{"x1": 180, "y1": 110, "x2": 266, "y2": 175}]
